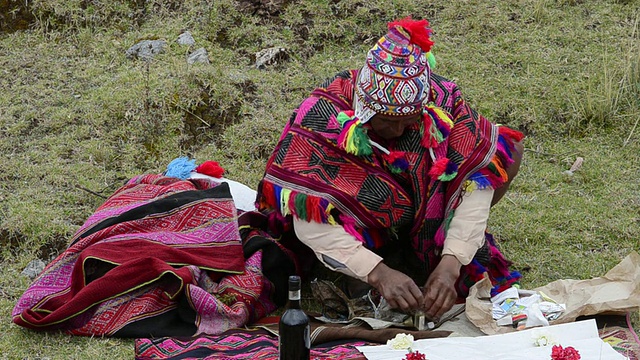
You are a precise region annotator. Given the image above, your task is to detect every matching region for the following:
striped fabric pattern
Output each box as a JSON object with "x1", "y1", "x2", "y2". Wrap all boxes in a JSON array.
[{"x1": 135, "y1": 329, "x2": 368, "y2": 359}]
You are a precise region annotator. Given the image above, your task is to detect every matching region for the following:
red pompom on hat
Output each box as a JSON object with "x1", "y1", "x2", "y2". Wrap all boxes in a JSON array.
[
  {"x1": 387, "y1": 17, "x2": 434, "y2": 53},
  {"x1": 195, "y1": 160, "x2": 225, "y2": 178}
]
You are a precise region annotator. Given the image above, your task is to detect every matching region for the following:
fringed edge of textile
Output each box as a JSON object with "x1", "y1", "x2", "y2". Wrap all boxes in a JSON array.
[
  {"x1": 258, "y1": 181, "x2": 338, "y2": 225},
  {"x1": 257, "y1": 181, "x2": 387, "y2": 249},
  {"x1": 490, "y1": 271, "x2": 522, "y2": 297},
  {"x1": 462, "y1": 261, "x2": 522, "y2": 298},
  {"x1": 457, "y1": 233, "x2": 522, "y2": 297},
  {"x1": 465, "y1": 126, "x2": 524, "y2": 192},
  {"x1": 338, "y1": 214, "x2": 386, "y2": 249}
]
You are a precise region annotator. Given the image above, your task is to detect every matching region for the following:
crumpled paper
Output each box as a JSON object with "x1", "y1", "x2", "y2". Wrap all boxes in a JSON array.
[
  {"x1": 491, "y1": 288, "x2": 566, "y2": 328},
  {"x1": 466, "y1": 251, "x2": 640, "y2": 335}
]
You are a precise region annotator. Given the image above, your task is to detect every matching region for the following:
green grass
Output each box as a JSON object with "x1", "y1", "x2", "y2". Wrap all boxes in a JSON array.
[{"x1": 1, "y1": 0, "x2": 639, "y2": 357}]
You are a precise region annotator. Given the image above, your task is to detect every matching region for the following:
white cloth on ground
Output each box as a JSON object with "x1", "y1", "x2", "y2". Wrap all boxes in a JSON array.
[{"x1": 189, "y1": 172, "x2": 257, "y2": 211}]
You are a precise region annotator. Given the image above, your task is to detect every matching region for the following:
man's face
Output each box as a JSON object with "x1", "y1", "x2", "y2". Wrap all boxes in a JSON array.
[{"x1": 369, "y1": 113, "x2": 421, "y2": 140}]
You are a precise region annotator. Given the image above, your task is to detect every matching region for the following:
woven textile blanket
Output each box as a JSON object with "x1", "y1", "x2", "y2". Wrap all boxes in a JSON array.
[
  {"x1": 135, "y1": 328, "x2": 369, "y2": 360},
  {"x1": 135, "y1": 316, "x2": 451, "y2": 360},
  {"x1": 12, "y1": 174, "x2": 277, "y2": 337},
  {"x1": 135, "y1": 323, "x2": 640, "y2": 360},
  {"x1": 135, "y1": 316, "x2": 640, "y2": 360},
  {"x1": 599, "y1": 326, "x2": 640, "y2": 360}
]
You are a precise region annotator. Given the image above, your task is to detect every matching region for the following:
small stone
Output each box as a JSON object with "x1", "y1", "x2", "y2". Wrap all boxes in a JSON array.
[
  {"x1": 125, "y1": 39, "x2": 167, "y2": 60},
  {"x1": 255, "y1": 47, "x2": 288, "y2": 69},
  {"x1": 21, "y1": 259, "x2": 46, "y2": 280},
  {"x1": 177, "y1": 31, "x2": 196, "y2": 46},
  {"x1": 568, "y1": 157, "x2": 584, "y2": 172},
  {"x1": 187, "y1": 47, "x2": 210, "y2": 64}
]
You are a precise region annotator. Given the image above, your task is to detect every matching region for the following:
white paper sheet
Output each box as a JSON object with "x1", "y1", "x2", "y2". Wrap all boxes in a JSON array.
[{"x1": 357, "y1": 319, "x2": 626, "y2": 360}]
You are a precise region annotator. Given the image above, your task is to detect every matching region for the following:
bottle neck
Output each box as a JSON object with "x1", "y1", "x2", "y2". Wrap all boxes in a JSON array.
[{"x1": 288, "y1": 289, "x2": 301, "y2": 309}]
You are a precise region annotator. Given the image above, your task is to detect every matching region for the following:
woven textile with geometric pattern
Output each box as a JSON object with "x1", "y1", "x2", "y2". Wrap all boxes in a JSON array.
[
  {"x1": 13, "y1": 174, "x2": 276, "y2": 337},
  {"x1": 135, "y1": 328, "x2": 369, "y2": 360},
  {"x1": 599, "y1": 325, "x2": 640, "y2": 360}
]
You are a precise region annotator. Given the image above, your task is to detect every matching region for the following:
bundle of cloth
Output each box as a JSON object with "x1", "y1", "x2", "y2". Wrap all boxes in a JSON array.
[{"x1": 12, "y1": 173, "x2": 293, "y2": 337}]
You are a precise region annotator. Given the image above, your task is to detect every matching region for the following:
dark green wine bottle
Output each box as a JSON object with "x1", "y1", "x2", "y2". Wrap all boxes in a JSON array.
[{"x1": 278, "y1": 275, "x2": 310, "y2": 360}]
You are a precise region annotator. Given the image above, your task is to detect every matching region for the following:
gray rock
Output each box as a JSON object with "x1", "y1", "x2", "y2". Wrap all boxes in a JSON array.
[
  {"x1": 187, "y1": 47, "x2": 210, "y2": 64},
  {"x1": 125, "y1": 39, "x2": 167, "y2": 60},
  {"x1": 21, "y1": 259, "x2": 46, "y2": 280},
  {"x1": 255, "y1": 47, "x2": 288, "y2": 69},
  {"x1": 177, "y1": 31, "x2": 195, "y2": 46}
]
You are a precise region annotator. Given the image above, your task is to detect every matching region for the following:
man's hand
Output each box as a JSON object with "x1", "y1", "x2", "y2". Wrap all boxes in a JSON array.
[
  {"x1": 367, "y1": 262, "x2": 423, "y2": 313},
  {"x1": 422, "y1": 255, "x2": 461, "y2": 319}
]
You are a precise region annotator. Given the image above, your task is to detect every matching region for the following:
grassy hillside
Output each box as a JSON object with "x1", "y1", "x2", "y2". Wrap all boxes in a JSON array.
[{"x1": 1, "y1": 0, "x2": 639, "y2": 357}]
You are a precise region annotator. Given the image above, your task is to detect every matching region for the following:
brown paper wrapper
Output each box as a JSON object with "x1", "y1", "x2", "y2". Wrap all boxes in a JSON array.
[{"x1": 465, "y1": 251, "x2": 640, "y2": 335}]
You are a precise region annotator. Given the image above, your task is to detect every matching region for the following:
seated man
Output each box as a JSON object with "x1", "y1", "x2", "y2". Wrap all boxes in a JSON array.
[{"x1": 256, "y1": 17, "x2": 524, "y2": 320}]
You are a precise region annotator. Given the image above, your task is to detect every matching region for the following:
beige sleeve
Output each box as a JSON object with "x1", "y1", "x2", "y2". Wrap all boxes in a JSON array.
[
  {"x1": 293, "y1": 218, "x2": 382, "y2": 283},
  {"x1": 442, "y1": 188, "x2": 494, "y2": 265}
]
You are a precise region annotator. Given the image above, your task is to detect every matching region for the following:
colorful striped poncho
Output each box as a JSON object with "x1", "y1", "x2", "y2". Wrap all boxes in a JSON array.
[{"x1": 257, "y1": 70, "x2": 524, "y2": 296}]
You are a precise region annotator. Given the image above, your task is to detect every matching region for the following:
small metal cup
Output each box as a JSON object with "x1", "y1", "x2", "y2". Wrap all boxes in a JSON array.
[
  {"x1": 413, "y1": 310, "x2": 436, "y2": 331},
  {"x1": 414, "y1": 311, "x2": 426, "y2": 330}
]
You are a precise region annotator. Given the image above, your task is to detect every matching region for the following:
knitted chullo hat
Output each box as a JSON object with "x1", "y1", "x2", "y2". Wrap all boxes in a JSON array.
[
  {"x1": 354, "y1": 17, "x2": 434, "y2": 123},
  {"x1": 337, "y1": 18, "x2": 446, "y2": 175}
]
